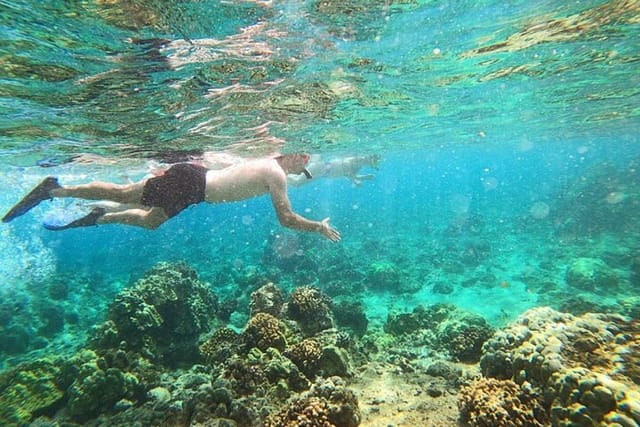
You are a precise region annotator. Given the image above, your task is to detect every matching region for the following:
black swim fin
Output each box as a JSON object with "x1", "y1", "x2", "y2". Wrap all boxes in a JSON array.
[
  {"x1": 44, "y1": 207, "x2": 106, "y2": 231},
  {"x1": 3, "y1": 177, "x2": 61, "y2": 222}
]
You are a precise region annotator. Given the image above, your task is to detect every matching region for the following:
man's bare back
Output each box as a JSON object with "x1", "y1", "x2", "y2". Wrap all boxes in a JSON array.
[{"x1": 204, "y1": 157, "x2": 284, "y2": 202}]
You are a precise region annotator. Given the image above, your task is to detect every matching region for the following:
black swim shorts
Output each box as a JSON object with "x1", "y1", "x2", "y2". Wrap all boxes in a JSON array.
[{"x1": 141, "y1": 163, "x2": 208, "y2": 218}]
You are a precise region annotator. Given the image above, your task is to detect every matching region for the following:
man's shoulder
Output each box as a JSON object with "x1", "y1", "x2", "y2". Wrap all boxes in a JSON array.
[{"x1": 243, "y1": 157, "x2": 285, "y2": 180}]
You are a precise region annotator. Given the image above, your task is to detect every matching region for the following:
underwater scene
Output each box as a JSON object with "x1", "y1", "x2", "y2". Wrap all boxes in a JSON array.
[{"x1": 1, "y1": 0, "x2": 639, "y2": 426}]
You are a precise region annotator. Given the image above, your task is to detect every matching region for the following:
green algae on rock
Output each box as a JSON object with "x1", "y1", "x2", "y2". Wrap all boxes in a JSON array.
[{"x1": 0, "y1": 358, "x2": 67, "y2": 425}]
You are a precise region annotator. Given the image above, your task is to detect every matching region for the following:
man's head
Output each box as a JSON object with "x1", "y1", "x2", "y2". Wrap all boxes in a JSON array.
[{"x1": 275, "y1": 153, "x2": 312, "y2": 179}]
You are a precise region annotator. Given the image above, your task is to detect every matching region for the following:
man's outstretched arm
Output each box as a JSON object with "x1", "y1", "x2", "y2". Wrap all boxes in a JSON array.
[{"x1": 269, "y1": 179, "x2": 340, "y2": 242}]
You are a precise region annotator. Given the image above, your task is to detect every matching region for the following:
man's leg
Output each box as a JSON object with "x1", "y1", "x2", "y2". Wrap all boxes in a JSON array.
[
  {"x1": 3, "y1": 177, "x2": 147, "y2": 223},
  {"x1": 45, "y1": 206, "x2": 168, "y2": 230},
  {"x1": 51, "y1": 181, "x2": 146, "y2": 204},
  {"x1": 97, "y1": 206, "x2": 169, "y2": 229}
]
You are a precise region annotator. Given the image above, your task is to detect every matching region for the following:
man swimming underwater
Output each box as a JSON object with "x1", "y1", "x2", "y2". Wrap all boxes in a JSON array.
[{"x1": 2, "y1": 153, "x2": 340, "y2": 242}]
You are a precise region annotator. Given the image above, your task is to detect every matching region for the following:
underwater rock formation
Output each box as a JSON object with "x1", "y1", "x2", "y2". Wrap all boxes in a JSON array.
[
  {"x1": 479, "y1": 307, "x2": 640, "y2": 426},
  {"x1": 565, "y1": 257, "x2": 620, "y2": 292},
  {"x1": 91, "y1": 262, "x2": 218, "y2": 366},
  {"x1": 333, "y1": 301, "x2": 368, "y2": 337},
  {"x1": 384, "y1": 303, "x2": 494, "y2": 363},
  {"x1": 287, "y1": 285, "x2": 334, "y2": 335},
  {"x1": 249, "y1": 282, "x2": 285, "y2": 317},
  {"x1": 265, "y1": 376, "x2": 360, "y2": 427},
  {"x1": 458, "y1": 377, "x2": 547, "y2": 427},
  {"x1": 365, "y1": 260, "x2": 402, "y2": 291},
  {"x1": 552, "y1": 160, "x2": 640, "y2": 237},
  {"x1": 242, "y1": 312, "x2": 287, "y2": 352}
]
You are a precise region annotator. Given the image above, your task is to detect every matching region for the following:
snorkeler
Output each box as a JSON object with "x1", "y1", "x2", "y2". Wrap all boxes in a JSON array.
[
  {"x1": 1, "y1": 153, "x2": 341, "y2": 242},
  {"x1": 287, "y1": 154, "x2": 381, "y2": 187}
]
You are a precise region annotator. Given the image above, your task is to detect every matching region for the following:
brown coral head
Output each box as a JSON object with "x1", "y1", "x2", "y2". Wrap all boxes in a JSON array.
[{"x1": 242, "y1": 312, "x2": 287, "y2": 352}]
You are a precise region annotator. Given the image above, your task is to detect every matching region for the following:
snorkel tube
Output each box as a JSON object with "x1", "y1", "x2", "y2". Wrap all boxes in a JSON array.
[{"x1": 303, "y1": 168, "x2": 312, "y2": 179}]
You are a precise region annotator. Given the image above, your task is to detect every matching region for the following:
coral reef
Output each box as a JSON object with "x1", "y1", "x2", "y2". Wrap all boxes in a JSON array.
[
  {"x1": 242, "y1": 312, "x2": 287, "y2": 352},
  {"x1": 285, "y1": 339, "x2": 323, "y2": 378},
  {"x1": 384, "y1": 304, "x2": 494, "y2": 363},
  {"x1": 266, "y1": 395, "x2": 333, "y2": 427},
  {"x1": 479, "y1": 307, "x2": 640, "y2": 426},
  {"x1": 200, "y1": 327, "x2": 242, "y2": 365},
  {"x1": 287, "y1": 286, "x2": 334, "y2": 335},
  {"x1": 65, "y1": 350, "x2": 142, "y2": 421},
  {"x1": 91, "y1": 262, "x2": 218, "y2": 365},
  {"x1": 565, "y1": 257, "x2": 620, "y2": 292},
  {"x1": 384, "y1": 303, "x2": 452, "y2": 335},
  {"x1": 365, "y1": 260, "x2": 401, "y2": 291},
  {"x1": 552, "y1": 161, "x2": 640, "y2": 237},
  {"x1": 265, "y1": 376, "x2": 360, "y2": 427},
  {"x1": 0, "y1": 358, "x2": 67, "y2": 425},
  {"x1": 458, "y1": 377, "x2": 547, "y2": 427},
  {"x1": 439, "y1": 312, "x2": 495, "y2": 363},
  {"x1": 249, "y1": 282, "x2": 285, "y2": 317}
]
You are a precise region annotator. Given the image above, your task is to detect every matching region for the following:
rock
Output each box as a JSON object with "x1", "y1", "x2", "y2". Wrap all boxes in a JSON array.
[
  {"x1": 565, "y1": 257, "x2": 619, "y2": 292},
  {"x1": 147, "y1": 386, "x2": 171, "y2": 406},
  {"x1": 318, "y1": 346, "x2": 352, "y2": 377}
]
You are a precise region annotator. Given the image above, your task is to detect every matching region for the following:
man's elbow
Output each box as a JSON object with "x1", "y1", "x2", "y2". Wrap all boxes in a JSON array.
[{"x1": 277, "y1": 213, "x2": 297, "y2": 228}]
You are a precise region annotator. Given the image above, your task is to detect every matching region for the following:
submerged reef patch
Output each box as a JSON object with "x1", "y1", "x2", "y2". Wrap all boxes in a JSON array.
[
  {"x1": 265, "y1": 376, "x2": 361, "y2": 427},
  {"x1": 553, "y1": 161, "x2": 640, "y2": 237},
  {"x1": 0, "y1": 358, "x2": 67, "y2": 425},
  {"x1": 384, "y1": 303, "x2": 495, "y2": 363},
  {"x1": 565, "y1": 257, "x2": 620, "y2": 292},
  {"x1": 287, "y1": 285, "x2": 335, "y2": 335},
  {"x1": 91, "y1": 261, "x2": 219, "y2": 366},
  {"x1": 475, "y1": 307, "x2": 640, "y2": 426},
  {"x1": 458, "y1": 377, "x2": 547, "y2": 427}
]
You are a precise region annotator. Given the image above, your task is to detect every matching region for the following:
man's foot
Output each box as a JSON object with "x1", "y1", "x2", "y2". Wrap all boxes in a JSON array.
[
  {"x1": 44, "y1": 207, "x2": 106, "y2": 231},
  {"x1": 2, "y1": 177, "x2": 61, "y2": 222}
]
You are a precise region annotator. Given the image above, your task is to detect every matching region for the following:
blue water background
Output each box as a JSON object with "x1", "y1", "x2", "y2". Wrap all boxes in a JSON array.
[{"x1": 2, "y1": 135, "x2": 637, "y2": 326}]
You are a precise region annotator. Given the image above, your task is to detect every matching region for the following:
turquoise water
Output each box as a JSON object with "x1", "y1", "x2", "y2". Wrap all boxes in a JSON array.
[{"x1": 1, "y1": 1, "x2": 639, "y2": 425}]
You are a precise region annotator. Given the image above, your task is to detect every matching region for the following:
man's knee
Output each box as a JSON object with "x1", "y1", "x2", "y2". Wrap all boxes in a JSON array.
[{"x1": 144, "y1": 209, "x2": 168, "y2": 229}]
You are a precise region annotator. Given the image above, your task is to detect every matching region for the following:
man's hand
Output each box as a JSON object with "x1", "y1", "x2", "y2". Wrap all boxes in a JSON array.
[{"x1": 319, "y1": 217, "x2": 341, "y2": 242}]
